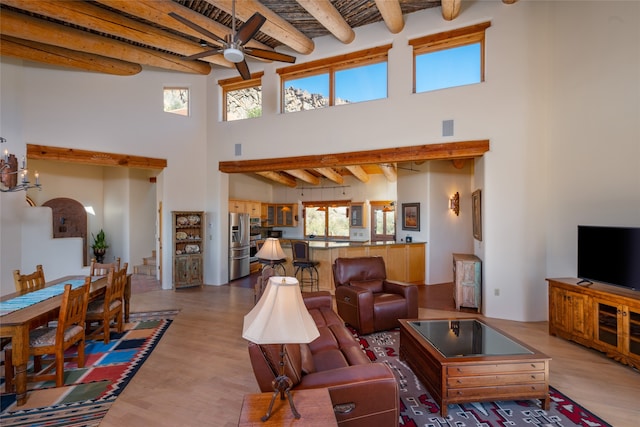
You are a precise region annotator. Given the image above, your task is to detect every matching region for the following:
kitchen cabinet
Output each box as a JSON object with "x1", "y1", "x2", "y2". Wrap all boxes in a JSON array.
[
  {"x1": 262, "y1": 203, "x2": 298, "y2": 227},
  {"x1": 230, "y1": 199, "x2": 262, "y2": 218},
  {"x1": 172, "y1": 211, "x2": 204, "y2": 289},
  {"x1": 350, "y1": 203, "x2": 366, "y2": 228},
  {"x1": 548, "y1": 278, "x2": 640, "y2": 369}
]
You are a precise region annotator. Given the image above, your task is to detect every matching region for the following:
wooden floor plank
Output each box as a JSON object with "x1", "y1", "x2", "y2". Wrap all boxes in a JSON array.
[{"x1": 99, "y1": 278, "x2": 639, "y2": 427}]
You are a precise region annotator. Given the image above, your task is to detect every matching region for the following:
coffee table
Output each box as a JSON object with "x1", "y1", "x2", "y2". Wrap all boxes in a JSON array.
[{"x1": 399, "y1": 318, "x2": 550, "y2": 417}]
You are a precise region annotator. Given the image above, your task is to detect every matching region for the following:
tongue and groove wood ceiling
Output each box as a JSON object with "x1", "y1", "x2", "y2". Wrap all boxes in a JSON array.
[{"x1": 1, "y1": 0, "x2": 505, "y2": 186}]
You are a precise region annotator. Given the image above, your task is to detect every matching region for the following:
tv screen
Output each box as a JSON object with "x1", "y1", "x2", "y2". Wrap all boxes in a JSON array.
[{"x1": 577, "y1": 226, "x2": 640, "y2": 291}]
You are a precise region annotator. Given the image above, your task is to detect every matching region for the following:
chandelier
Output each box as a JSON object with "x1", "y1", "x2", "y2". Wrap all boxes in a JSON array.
[{"x1": 1, "y1": 137, "x2": 42, "y2": 192}]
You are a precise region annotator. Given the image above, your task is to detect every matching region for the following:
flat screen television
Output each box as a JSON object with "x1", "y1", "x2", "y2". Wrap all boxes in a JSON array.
[{"x1": 577, "y1": 225, "x2": 640, "y2": 291}]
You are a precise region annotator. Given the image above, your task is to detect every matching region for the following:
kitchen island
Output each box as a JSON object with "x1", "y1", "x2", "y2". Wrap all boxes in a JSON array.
[{"x1": 278, "y1": 240, "x2": 426, "y2": 292}]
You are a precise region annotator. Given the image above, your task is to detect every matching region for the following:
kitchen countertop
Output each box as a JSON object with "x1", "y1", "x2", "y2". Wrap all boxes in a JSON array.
[{"x1": 280, "y1": 239, "x2": 425, "y2": 249}]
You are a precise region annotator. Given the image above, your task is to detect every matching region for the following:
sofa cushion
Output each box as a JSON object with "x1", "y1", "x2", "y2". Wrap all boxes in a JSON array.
[{"x1": 351, "y1": 279, "x2": 384, "y2": 293}]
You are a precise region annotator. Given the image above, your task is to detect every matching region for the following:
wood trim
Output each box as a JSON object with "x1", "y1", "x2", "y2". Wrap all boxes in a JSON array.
[
  {"x1": 27, "y1": 145, "x2": 167, "y2": 170},
  {"x1": 409, "y1": 21, "x2": 491, "y2": 51},
  {"x1": 219, "y1": 140, "x2": 489, "y2": 174}
]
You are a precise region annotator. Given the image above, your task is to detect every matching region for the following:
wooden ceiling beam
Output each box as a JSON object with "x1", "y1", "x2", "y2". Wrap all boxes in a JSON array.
[
  {"x1": 380, "y1": 163, "x2": 397, "y2": 182},
  {"x1": 0, "y1": 9, "x2": 211, "y2": 75},
  {"x1": 314, "y1": 168, "x2": 344, "y2": 184},
  {"x1": 284, "y1": 169, "x2": 321, "y2": 185},
  {"x1": 441, "y1": 0, "x2": 462, "y2": 21},
  {"x1": 0, "y1": 35, "x2": 142, "y2": 76},
  {"x1": 1, "y1": 0, "x2": 232, "y2": 68},
  {"x1": 27, "y1": 145, "x2": 167, "y2": 170},
  {"x1": 219, "y1": 140, "x2": 490, "y2": 173},
  {"x1": 345, "y1": 165, "x2": 369, "y2": 183},
  {"x1": 296, "y1": 0, "x2": 355, "y2": 44},
  {"x1": 255, "y1": 171, "x2": 297, "y2": 187},
  {"x1": 97, "y1": 0, "x2": 271, "y2": 62},
  {"x1": 202, "y1": 0, "x2": 314, "y2": 54},
  {"x1": 374, "y1": 0, "x2": 404, "y2": 34}
]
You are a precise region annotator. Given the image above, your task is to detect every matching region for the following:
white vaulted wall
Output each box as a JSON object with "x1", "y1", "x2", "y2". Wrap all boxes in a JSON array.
[{"x1": 1, "y1": 1, "x2": 638, "y2": 322}]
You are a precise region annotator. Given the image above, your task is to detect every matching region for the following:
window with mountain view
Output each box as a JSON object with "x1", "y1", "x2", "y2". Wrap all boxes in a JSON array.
[
  {"x1": 219, "y1": 73, "x2": 263, "y2": 121},
  {"x1": 279, "y1": 45, "x2": 390, "y2": 113}
]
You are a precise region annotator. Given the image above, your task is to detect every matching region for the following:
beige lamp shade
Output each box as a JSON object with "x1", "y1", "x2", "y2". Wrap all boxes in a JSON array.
[
  {"x1": 242, "y1": 276, "x2": 320, "y2": 344},
  {"x1": 255, "y1": 237, "x2": 287, "y2": 260}
]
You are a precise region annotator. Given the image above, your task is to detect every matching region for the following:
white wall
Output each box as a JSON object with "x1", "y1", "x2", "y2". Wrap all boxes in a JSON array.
[{"x1": 1, "y1": 1, "x2": 638, "y2": 320}]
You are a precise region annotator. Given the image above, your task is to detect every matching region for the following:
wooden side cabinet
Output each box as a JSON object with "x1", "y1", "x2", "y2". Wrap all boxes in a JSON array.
[
  {"x1": 547, "y1": 278, "x2": 640, "y2": 369},
  {"x1": 172, "y1": 211, "x2": 204, "y2": 289},
  {"x1": 453, "y1": 253, "x2": 481, "y2": 311}
]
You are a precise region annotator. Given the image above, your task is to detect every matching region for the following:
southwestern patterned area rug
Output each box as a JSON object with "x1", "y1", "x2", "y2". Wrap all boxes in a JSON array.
[
  {"x1": 0, "y1": 312, "x2": 174, "y2": 427},
  {"x1": 357, "y1": 329, "x2": 613, "y2": 427}
]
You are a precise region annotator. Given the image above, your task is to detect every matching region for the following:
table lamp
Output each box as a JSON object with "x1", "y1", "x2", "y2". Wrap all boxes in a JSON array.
[
  {"x1": 242, "y1": 276, "x2": 320, "y2": 421},
  {"x1": 255, "y1": 237, "x2": 287, "y2": 264}
]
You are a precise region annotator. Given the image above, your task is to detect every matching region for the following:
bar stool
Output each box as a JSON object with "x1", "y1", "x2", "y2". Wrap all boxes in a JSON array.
[{"x1": 291, "y1": 240, "x2": 319, "y2": 292}]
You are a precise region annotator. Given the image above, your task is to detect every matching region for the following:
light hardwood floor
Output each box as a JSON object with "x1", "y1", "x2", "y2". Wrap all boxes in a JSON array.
[{"x1": 100, "y1": 282, "x2": 640, "y2": 427}]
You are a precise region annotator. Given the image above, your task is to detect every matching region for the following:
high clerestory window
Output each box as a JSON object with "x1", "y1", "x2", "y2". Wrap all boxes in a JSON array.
[
  {"x1": 410, "y1": 22, "x2": 491, "y2": 93},
  {"x1": 277, "y1": 45, "x2": 390, "y2": 113},
  {"x1": 163, "y1": 87, "x2": 190, "y2": 116},
  {"x1": 219, "y1": 73, "x2": 263, "y2": 121}
]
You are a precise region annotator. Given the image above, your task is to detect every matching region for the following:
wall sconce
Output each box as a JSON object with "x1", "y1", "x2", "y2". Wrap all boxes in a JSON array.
[
  {"x1": 1, "y1": 137, "x2": 42, "y2": 193},
  {"x1": 382, "y1": 201, "x2": 395, "y2": 212},
  {"x1": 449, "y1": 192, "x2": 460, "y2": 216}
]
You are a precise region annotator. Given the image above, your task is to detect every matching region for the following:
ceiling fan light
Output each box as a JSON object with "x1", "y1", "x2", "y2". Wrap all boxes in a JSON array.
[{"x1": 224, "y1": 47, "x2": 244, "y2": 63}]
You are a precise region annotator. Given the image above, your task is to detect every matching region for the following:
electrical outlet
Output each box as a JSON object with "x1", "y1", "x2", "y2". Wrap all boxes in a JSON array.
[{"x1": 494, "y1": 288, "x2": 500, "y2": 296}]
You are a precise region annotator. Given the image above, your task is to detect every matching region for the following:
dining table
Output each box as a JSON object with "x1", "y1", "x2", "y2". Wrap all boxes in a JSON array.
[{"x1": 0, "y1": 273, "x2": 131, "y2": 406}]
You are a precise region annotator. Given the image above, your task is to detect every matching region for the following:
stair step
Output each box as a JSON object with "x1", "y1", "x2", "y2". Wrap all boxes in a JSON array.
[
  {"x1": 134, "y1": 264, "x2": 156, "y2": 276},
  {"x1": 143, "y1": 256, "x2": 156, "y2": 266}
]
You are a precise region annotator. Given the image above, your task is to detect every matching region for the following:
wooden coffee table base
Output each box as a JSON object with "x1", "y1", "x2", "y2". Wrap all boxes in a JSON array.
[{"x1": 399, "y1": 319, "x2": 550, "y2": 417}]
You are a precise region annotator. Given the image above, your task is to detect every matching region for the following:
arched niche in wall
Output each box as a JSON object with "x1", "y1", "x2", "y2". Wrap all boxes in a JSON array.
[{"x1": 42, "y1": 197, "x2": 88, "y2": 266}]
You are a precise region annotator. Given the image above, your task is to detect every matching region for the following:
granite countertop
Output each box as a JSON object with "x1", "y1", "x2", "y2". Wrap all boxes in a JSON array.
[{"x1": 280, "y1": 239, "x2": 424, "y2": 249}]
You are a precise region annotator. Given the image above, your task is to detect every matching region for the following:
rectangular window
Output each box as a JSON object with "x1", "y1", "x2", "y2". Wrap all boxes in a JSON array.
[
  {"x1": 284, "y1": 73, "x2": 329, "y2": 112},
  {"x1": 410, "y1": 22, "x2": 490, "y2": 94},
  {"x1": 219, "y1": 73, "x2": 263, "y2": 121},
  {"x1": 279, "y1": 45, "x2": 391, "y2": 113},
  {"x1": 303, "y1": 201, "x2": 350, "y2": 238},
  {"x1": 163, "y1": 87, "x2": 189, "y2": 116},
  {"x1": 415, "y1": 43, "x2": 481, "y2": 92},
  {"x1": 335, "y1": 62, "x2": 387, "y2": 104},
  {"x1": 370, "y1": 201, "x2": 396, "y2": 242}
]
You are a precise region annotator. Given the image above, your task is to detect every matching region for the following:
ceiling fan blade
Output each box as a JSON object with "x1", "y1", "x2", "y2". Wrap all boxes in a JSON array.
[
  {"x1": 168, "y1": 12, "x2": 227, "y2": 46},
  {"x1": 244, "y1": 48, "x2": 296, "y2": 64},
  {"x1": 182, "y1": 48, "x2": 224, "y2": 61},
  {"x1": 235, "y1": 60, "x2": 251, "y2": 80},
  {"x1": 235, "y1": 13, "x2": 266, "y2": 46}
]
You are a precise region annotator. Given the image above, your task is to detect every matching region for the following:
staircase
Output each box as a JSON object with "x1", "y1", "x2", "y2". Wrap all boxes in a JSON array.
[{"x1": 134, "y1": 250, "x2": 157, "y2": 276}]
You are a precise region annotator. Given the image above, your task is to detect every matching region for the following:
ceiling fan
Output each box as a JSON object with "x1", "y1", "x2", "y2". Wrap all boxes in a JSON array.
[{"x1": 169, "y1": 0, "x2": 296, "y2": 80}]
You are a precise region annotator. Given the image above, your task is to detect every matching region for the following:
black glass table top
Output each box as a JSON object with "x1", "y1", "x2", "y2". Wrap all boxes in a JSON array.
[{"x1": 407, "y1": 319, "x2": 533, "y2": 358}]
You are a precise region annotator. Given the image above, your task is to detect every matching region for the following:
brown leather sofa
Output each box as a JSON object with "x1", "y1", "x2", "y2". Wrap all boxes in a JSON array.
[
  {"x1": 333, "y1": 256, "x2": 419, "y2": 335},
  {"x1": 247, "y1": 291, "x2": 398, "y2": 426}
]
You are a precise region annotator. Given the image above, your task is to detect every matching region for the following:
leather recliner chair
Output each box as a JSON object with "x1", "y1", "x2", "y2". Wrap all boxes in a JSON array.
[{"x1": 333, "y1": 256, "x2": 419, "y2": 335}]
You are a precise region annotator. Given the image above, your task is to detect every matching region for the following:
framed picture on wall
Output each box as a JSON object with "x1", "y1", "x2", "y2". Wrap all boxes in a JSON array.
[
  {"x1": 402, "y1": 203, "x2": 420, "y2": 231},
  {"x1": 472, "y1": 189, "x2": 482, "y2": 241}
]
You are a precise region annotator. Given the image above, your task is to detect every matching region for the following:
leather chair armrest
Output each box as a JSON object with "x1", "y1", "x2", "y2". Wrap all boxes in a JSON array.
[
  {"x1": 384, "y1": 280, "x2": 419, "y2": 318},
  {"x1": 335, "y1": 285, "x2": 374, "y2": 334},
  {"x1": 302, "y1": 291, "x2": 332, "y2": 310},
  {"x1": 297, "y1": 364, "x2": 398, "y2": 424}
]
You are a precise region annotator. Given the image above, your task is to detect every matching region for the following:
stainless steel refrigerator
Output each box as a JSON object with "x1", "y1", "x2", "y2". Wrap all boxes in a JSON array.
[{"x1": 229, "y1": 212, "x2": 250, "y2": 281}]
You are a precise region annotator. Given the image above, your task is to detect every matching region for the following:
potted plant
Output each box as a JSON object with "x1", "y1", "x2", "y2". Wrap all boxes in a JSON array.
[{"x1": 91, "y1": 229, "x2": 109, "y2": 263}]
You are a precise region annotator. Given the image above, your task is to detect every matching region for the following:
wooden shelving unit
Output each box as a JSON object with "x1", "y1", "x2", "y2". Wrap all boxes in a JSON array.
[{"x1": 172, "y1": 211, "x2": 204, "y2": 289}]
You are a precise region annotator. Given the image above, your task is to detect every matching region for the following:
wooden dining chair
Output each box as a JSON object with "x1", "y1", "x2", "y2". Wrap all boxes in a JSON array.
[
  {"x1": 3, "y1": 278, "x2": 91, "y2": 391},
  {"x1": 89, "y1": 257, "x2": 121, "y2": 276},
  {"x1": 85, "y1": 263, "x2": 128, "y2": 344},
  {"x1": 13, "y1": 264, "x2": 46, "y2": 292}
]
